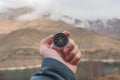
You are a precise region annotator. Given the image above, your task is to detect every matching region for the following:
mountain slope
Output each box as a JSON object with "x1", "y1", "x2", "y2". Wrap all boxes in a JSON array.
[
  {"x1": 73, "y1": 18, "x2": 120, "y2": 40},
  {"x1": 0, "y1": 19, "x2": 74, "y2": 34},
  {"x1": 0, "y1": 25, "x2": 120, "y2": 63},
  {"x1": 0, "y1": 7, "x2": 120, "y2": 67}
]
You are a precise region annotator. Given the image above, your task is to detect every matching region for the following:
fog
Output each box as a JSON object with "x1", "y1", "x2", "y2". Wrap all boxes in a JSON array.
[{"x1": 0, "y1": 0, "x2": 120, "y2": 20}]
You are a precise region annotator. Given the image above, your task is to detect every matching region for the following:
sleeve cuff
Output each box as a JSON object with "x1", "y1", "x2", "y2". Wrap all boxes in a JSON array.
[{"x1": 41, "y1": 58, "x2": 76, "y2": 80}]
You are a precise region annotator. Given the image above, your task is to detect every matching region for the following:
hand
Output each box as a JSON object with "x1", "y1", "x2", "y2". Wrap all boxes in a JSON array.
[{"x1": 40, "y1": 31, "x2": 81, "y2": 73}]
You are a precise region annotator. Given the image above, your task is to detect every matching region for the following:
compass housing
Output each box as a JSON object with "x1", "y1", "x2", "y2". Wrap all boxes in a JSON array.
[{"x1": 53, "y1": 33, "x2": 69, "y2": 48}]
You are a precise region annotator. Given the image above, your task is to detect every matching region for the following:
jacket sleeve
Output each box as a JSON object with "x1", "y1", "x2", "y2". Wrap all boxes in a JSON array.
[{"x1": 30, "y1": 58, "x2": 77, "y2": 80}]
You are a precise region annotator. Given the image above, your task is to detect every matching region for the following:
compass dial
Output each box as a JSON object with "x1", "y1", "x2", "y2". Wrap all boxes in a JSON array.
[{"x1": 53, "y1": 33, "x2": 69, "y2": 48}]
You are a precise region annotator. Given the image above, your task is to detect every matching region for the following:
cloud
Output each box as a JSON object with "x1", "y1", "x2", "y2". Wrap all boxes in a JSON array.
[{"x1": 0, "y1": 0, "x2": 120, "y2": 20}]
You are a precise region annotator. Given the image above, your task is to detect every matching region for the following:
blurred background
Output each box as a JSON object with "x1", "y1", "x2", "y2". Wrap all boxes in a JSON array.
[{"x1": 0, "y1": 0, "x2": 120, "y2": 80}]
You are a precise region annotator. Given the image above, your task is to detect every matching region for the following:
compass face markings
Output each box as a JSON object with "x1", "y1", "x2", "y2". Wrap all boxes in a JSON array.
[{"x1": 53, "y1": 33, "x2": 69, "y2": 48}]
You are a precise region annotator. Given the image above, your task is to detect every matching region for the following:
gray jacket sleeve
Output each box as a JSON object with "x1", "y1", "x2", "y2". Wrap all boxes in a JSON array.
[{"x1": 30, "y1": 58, "x2": 76, "y2": 80}]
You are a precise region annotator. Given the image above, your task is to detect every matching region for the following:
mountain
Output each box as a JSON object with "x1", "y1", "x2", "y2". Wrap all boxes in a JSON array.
[
  {"x1": 0, "y1": 16, "x2": 75, "y2": 67},
  {"x1": 0, "y1": 7, "x2": 120, "y2": 68},
  {"x1": 0, "y1": 18, "x2": 73, "y2": 34},
  {"x1": 68, "y1": 28, "x2": 120, "y2": 59},
  {"x1": 61, "y1": 15, "x2": 120, "y2": 40},
  {"x1": 0, "y1": 21, "x2": 120, "y2": 68},
  {"x1": 73, "y1": 18, "x2": 120, "y2": 40},
  {"x1": 0, "y1": 7, "x2": 120, "y2": 40}
]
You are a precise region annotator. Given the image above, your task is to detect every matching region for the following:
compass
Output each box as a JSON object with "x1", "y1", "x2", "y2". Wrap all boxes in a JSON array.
[{"x1": 53, "y1": 33, "x2": 69, "y2": 48}]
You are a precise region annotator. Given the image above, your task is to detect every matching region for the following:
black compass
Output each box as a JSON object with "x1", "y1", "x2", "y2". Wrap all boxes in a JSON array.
[{"x1": 53, "y1": 33, "x2": 69, "y2": 48}]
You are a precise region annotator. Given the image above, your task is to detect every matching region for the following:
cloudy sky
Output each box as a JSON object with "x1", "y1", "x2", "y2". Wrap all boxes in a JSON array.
[{"x1": 0, "y1": 0, "x2": 120, "y2": 20}]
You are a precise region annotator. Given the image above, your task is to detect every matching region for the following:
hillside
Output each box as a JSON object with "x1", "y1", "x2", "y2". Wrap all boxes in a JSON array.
[
  {"x1": 0, "y1": 7, "x2": 120, "y2": 68},
  {"x1": 72, "y1": 18, "x2": 120, "y2": 40},
  {"x1": 68, "y1": 28, "x2": 120, "y2": 59},
  {"x1": 0, "y1": 19, "x2": 74, "y2": 34},
  {"x1": 0, "y1": 20, "x2": 120, "y2": 68}
]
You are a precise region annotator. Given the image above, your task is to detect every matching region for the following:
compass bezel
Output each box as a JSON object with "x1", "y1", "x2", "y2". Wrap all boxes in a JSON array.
[{"x1": 53, "y1": 33, "x2": 69, "y2": 48}]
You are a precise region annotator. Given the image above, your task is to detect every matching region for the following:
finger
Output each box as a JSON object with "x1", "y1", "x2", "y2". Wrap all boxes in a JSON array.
[
  {"x1": 63, "y1": 39, "x2": 75, "y2": 55},
  {"x1": 51, "y1": 44, "x2": 62, "y2": 53},
  {"x1": 41, "y1": 35, "x2": 54, "y2": 48},
  {"x1": 65, "y1": 45, "x2": 79, "y2": 61},
  {"x1": 70, "y1": 51, "x2": 81, "y2": 65},
  {"x1": 63, "y1": 31, "x2": 70, "y2": 37}
]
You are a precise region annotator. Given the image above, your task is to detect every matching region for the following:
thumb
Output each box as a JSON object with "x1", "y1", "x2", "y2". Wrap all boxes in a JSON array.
[{"x1": 40, "y1": 35, "x2": 54, "y2": 48}]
